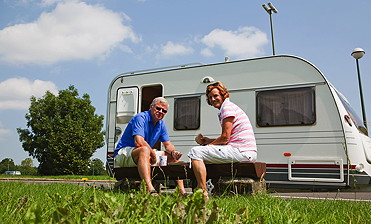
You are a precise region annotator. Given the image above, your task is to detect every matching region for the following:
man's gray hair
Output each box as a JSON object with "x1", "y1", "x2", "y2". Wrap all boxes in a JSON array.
[{"x1": 152, "y1": 97, "x2": 169, "y2": 107}]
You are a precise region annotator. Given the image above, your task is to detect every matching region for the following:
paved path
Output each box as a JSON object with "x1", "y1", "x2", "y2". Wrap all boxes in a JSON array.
[{"x1": 271, "y1": 191, "x2": 371, "y2": 202}]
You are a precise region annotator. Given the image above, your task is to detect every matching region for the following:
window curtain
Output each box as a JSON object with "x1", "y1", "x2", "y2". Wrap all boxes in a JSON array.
[
  {"x1": 257, "y1": 88, "x2": 315, "y2": 126},
  {"x1": 174, "y1": 97, "x2": 200, "y2": 130}
]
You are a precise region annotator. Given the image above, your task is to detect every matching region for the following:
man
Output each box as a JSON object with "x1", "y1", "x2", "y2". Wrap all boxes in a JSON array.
[{"x1": 114, "y1": 97, "x2": 185, "y2": 195}]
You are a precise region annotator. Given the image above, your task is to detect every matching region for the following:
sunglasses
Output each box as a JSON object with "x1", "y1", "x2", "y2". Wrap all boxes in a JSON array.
[
  {"x1": 155, "y1": 106, "x2": 168, "y2": 113},
  {"x1": 207, "y1": 82, "x2": 220, "y2": 87}
]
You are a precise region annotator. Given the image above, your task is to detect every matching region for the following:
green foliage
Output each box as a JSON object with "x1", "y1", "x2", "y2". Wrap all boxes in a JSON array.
[
  {"x1": 17, "y1": 85, "x2": 105, "y2": 175},
  {"x1": 0, "y1": 182, "x2": 370, "y2": 223},
  {"x1": 0, "y1": 158, "x2": 38, "y2": 175},
  {"x1": 0, "y1": 158, "x2": 16, "y2": 173},
  {"x1": 85, "y1": 158, "x2": 106, "y2": 176},
  {"x1": 21, "y1": 158, "x2": 34, "y2": 167},
  {"x1": 18, "y1": 158, "x2": 38, "y2": 175},
  {"x1": 16, "y1": 166, "x2": 38, "y2": 176}
]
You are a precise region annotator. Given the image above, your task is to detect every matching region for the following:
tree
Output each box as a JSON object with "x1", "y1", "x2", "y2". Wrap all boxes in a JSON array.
[
  {"x1": 86, "y1": 158, "x2": 105, "y2": 176},
  {"x1": 18, "y1": 158, "x2": 38, "y2": 175},
  {"x1": 17, "y1": 85, "x2": 105, "y2": 175},
  {"x1": 0, "y1": 158, "x2": 15, "y2": 173},
  {"x1": 21, "y1": 158, "x2": 34, "y2": 167}
]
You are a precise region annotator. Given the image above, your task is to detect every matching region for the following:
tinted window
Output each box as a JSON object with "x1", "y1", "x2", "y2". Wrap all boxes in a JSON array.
[
  {"x1": 174, "y1": 97, "x2": 200, "y2": 130},
  {"x1": 257, "y1": 87, "x2": 315, "y2": 127},
  {"x1": 336, "y1": 90, "x2": 368, "y2": 135}
]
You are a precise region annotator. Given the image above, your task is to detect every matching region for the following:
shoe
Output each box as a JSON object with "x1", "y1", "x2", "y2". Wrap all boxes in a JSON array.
[
  {"x1": 149, "y1": 190, "x2": 159, "y2": 197},
  {"x1": 203, "y1": 190, "x2": 209, "y2": 201}
]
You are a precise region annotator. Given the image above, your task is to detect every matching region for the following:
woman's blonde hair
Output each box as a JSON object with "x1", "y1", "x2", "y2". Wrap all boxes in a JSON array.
[{"x1": 205, "y1": 81, "x2": 230, "y2": 105}]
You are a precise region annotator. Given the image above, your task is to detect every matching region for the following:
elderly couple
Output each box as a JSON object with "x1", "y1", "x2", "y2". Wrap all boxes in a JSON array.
[{"x1": 114, "y1": 81, "x2": 257, "y2": 197}]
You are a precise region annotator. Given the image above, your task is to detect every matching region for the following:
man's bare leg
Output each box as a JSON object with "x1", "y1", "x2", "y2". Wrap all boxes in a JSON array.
[{"x1": 132, "y1": 146, "x2": 156, "y2": 192}]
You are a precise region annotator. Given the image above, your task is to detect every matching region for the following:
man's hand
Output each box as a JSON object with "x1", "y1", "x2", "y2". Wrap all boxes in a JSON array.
[{"x1": 150, "y1": 150, "x2": 157, "y2": 165}]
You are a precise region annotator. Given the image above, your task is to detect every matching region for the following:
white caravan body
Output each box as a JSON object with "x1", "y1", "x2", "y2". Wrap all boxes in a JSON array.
[{"x1": 106, "y1": 55, "x2": 371, "y2": 189}]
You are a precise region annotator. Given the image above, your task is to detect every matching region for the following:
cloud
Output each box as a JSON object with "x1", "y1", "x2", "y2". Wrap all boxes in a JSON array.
[
  {"x1": 0, "y1": 78, "x2": 58, "y2": 110},
  {"x1": 159, "y1": 41, "x2": 194, "y2": 58},
  {"x1": 0, "y1": 1, "x2": 140, "y2": 65},
  {"x1": 201, "y1": 26, "x2": 268, "y2": 59}
]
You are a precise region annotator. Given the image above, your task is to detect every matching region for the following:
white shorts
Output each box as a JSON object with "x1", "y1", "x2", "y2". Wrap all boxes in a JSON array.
[
  {"x1": 114, "y1": 147, "x2": 164, "y2": 167},
  {"x1": 187, "y1": 145, "x2": 257, "y2": 164}
]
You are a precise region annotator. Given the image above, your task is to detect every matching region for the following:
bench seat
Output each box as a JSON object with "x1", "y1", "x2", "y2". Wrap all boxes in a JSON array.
[{"x1": 113, "y1": 162, "x2": 266, "y2": 181}]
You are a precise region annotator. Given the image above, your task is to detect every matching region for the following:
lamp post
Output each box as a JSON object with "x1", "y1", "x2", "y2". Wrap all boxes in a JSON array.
[
  {"x1": 262, "y1": 2, "x2": 278, "y2": 55},
  {"x1": 351, "y1": 48, "x2": 367, "y2": 130}
]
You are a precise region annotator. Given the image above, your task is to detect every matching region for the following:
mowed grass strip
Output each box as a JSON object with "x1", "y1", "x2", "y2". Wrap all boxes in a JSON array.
[
  {"x1": 0, "y1": 174, "x2": 115, "y2": 180},
  {"x1": 0, "y1": 182, "x2": 369, "y2": 223}
]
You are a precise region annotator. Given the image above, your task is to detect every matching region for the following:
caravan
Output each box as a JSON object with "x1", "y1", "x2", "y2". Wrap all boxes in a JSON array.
[{"x1": 106, "y1": 55, "x2": 371, "y2": 189}]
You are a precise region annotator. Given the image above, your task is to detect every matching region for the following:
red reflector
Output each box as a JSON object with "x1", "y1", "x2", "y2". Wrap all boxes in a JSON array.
[{"x1": 283, "y1": 153, "x2": 292, "y2": 157}]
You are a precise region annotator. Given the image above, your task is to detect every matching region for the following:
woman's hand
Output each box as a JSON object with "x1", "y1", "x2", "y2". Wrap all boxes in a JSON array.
[
  {"x1": 195, "y1": 133, "x2": 213, "y2": 145},
  {"x1": 195, "y1": 133, "x2": 205, "y2": 145}
]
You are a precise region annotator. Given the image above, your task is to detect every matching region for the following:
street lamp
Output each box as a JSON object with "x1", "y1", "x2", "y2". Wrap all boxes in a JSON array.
[
  {"x1": 262, "y1": 2, "x2": 278, "y2": 55},
  {"x1": 351, "y1": 48, "x2": 367, "y2": 130}
]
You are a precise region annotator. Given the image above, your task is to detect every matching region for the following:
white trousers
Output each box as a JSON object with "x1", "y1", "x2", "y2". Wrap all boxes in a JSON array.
[{"x1": 187, "y1": 145, "x2": 257, "y2": 164}]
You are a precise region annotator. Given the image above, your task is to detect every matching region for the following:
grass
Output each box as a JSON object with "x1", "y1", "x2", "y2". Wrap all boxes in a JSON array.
[
  {"x1": 0, "y1": 174, "x2": 115, "y2": 180},
  {"x1": 0, "y1": 181, "x2": 369, "y2": 223}
]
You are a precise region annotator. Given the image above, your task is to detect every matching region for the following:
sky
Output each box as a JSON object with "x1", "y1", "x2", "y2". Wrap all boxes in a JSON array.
[{"x1": 0, "y1": 0, "x2": 370, "y2": 166}]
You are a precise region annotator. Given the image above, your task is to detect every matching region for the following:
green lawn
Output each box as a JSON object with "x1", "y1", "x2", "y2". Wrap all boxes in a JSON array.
[{"x1": 0, "y1": 182, "x2": 369, "y2": 223}]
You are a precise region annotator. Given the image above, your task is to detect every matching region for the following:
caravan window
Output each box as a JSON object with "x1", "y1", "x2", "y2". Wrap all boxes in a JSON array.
[
  {"x1": 336, "y1": 90, "x2": 368, "y2": 135},
  {"x1": 256, "y1": 87, "x2": 315, "y2": 127},
  {"x1": 174, "y1": 96, "x2": 200, "y2": 130}
]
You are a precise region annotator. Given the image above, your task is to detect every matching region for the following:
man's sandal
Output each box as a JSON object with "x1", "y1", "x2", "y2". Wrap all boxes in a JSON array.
[
  {"x1": 182, "y1": 192, "x2": 190, "y2": 197},
  {"x1": 149, "y1": 190, "x2": 159, "y2": 197}
]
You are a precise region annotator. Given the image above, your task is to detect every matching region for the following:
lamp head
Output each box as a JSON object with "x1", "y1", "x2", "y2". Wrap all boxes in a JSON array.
[
  {"x1": 262, "y1": 3, "x2": 278, "y2": 14},
  {"x1": 351, "y1": 48, "x2": 365, "y2": 60},
  {"x1": 268, "y1": 3, "x2": 278, "y2": 13},
  {"x1": 262, "y1": 4, "x2": 270, "y2": 13}
]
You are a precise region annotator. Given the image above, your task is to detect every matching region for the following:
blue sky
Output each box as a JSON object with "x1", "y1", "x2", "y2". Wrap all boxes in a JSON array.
[{"x1": 1, "y1": 0, "x2": 370, "y2": 165}]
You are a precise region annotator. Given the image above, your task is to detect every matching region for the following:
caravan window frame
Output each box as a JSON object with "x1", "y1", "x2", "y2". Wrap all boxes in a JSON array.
[
  {"x1": 173, "y1": 96, "x2": 201, "y2": 130},
  {"x1": 256, "y1": 87, "x2": 316, "y2": 127},
  {"x1": 335, "y1": 90, "x2": 368, "y2": 136}
]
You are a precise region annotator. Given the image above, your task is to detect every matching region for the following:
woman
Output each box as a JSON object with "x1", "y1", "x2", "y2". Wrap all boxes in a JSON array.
[{"x1": 187, "y1": 81, "x2": 257, "y2": 196}]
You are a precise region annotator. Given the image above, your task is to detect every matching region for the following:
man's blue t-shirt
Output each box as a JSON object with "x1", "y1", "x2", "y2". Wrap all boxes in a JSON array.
[{"x1": 114, "y1": 110, "x2": 170, "y2": 157}]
